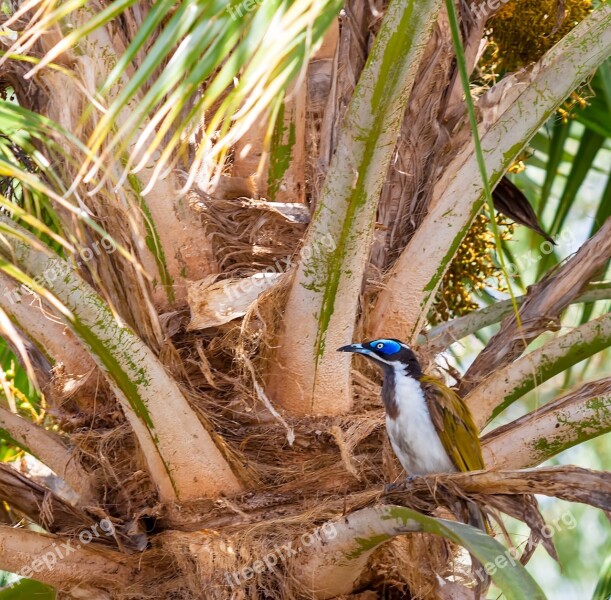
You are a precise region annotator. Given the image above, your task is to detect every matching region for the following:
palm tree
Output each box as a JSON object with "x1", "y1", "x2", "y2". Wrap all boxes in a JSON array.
[{"x1": 0, "y1": 0, "x2": 609, "y2": 598}]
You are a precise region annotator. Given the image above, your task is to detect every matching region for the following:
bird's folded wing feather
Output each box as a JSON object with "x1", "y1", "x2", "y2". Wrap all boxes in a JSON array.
[{"x1": 420, "y1": 376, "x2": 485, "y2": 472}]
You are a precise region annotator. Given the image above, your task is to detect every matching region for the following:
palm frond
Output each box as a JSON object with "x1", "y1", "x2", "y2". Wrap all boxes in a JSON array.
[{"x1": 4, "y1": 0, "x2": 343, "y2": 194}]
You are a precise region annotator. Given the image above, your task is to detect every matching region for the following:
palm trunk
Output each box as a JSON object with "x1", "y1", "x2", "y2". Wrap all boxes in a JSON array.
[{"x1": 267, "y1": 0, "x2": 443, "y2": 415}]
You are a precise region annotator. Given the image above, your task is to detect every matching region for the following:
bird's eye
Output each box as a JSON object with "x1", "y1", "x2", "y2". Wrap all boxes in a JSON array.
[{"x1": 376, "y1": 342, "x2": 384, "y2": 349}]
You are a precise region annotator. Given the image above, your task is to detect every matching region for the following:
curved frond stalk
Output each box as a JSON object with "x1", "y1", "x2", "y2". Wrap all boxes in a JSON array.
[
  {"x1": 466, "y1": 312, "x2": 611, "y2": 428},
  {"x1": 0, "y1": 525, "x2": 130, "y2": 595},
  {"x1": 0, "y1": 271, "x2": 99, "y2": 400},
  {"x1": 0, "y1": 404, "x2": 94, "y2": 502},
  {"x1": 462, "y1": 217, "x2": 611, "y2": 394},
  {"x1": 72, "y1": 13, "x2": 216, "y2": 304},
  {"x1": 423, "y1": 282, "x2": 611, "y2": 354},
  {"x1": 369, "y1": 6, "x2": 611, "y2": 342},
  {"x1": 0, "y1": 216, "x2": 242, "y2": 501},
  {"x1": 32, "y1": 12, "x2": 216, "y2": 306},
  {"x1": 407, "y1": 466, "x2": 611, "y2": 509},
  {"x1": 267, "y1": 0, "x2": 444, "y2": 416},
  {"x1": 482, "y1": 377, "x2": 611, "y2": 470},
  {"x1": 0, "y1": 462, "x2": 99, "y2": 531},
  {"x1": 293, "y1": 505, "x2": 545, "y2": 600}
]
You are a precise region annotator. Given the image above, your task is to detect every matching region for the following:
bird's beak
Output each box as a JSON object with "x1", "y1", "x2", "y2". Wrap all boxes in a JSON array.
[{"x1": 337, "y1": 343, "x2": 367, "y2": 354}]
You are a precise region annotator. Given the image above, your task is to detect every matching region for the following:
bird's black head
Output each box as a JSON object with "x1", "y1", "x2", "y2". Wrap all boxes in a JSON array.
[{"x1": 337, "y1": 338, "x2": 422, "y2": 378}]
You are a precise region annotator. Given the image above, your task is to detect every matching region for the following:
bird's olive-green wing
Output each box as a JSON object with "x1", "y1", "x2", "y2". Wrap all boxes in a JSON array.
[{"x1": 420, "y1": 376, "x2": 484, "y2": 472}]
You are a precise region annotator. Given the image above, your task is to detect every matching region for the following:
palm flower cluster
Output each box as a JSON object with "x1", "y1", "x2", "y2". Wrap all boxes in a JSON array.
[
  {"x1": 429, "y1": 213, "x2": 514, "y2": 325},
  {"x1": 489, "y1": 0, "x2": 592, "y2": 73}
]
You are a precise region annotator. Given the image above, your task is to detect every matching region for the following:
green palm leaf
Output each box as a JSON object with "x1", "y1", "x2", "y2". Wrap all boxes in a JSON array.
[
  {"x1": 345, "y1": 506, "x2": 547, "y2": 600},
  {"x1": 592, "y1": 555, "x2": 611, "y2": 600},
  {"x1": 0, "y1": 579, "x2": 56, "y2": 599},
  {"x1": 7, "y1": 0, "x2": 343, "y2": 194}
]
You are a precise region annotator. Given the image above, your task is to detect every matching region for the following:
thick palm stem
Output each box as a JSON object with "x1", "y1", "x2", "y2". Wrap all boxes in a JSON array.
[
  {"x1": 0, "y1": 216, "x2": 242, "y2": 501},
  {"x1": 466, "y1": 312, "x2": 611, "y2": 427},
  {"x1": 369, "y1": 7, "x2": 611, "y2": 341},
  {"x1": 0, "y1": 525, "x2": 130, "y2": 596},
  {"x1": 0, "y1": 405, "x2": 94, "y2": 502},
  {"x1": 268, "y1": 0, "x2": 444, "y2": 415},
  {"x1": 483, "y1": 377, "x2": 611, "y2": 469}
]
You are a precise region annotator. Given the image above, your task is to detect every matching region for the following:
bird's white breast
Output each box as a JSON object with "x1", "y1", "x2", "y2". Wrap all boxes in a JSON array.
[{"x1": 386, "y1": 369, "x2": 455, "y2": 475}]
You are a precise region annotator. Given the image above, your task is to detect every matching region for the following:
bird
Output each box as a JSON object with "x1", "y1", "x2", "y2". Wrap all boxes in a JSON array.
[
  {"x1": 492, "y1": 177, "x2": 556, "y2": 245},
  {"x1": 337, "y1": 338, "x2": 489, "y2": 530}
]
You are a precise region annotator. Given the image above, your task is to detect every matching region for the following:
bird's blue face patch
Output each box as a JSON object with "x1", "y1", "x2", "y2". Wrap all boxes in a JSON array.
[{"x1": 368, "y1": 339, "x2": 402, "y2": 355}]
